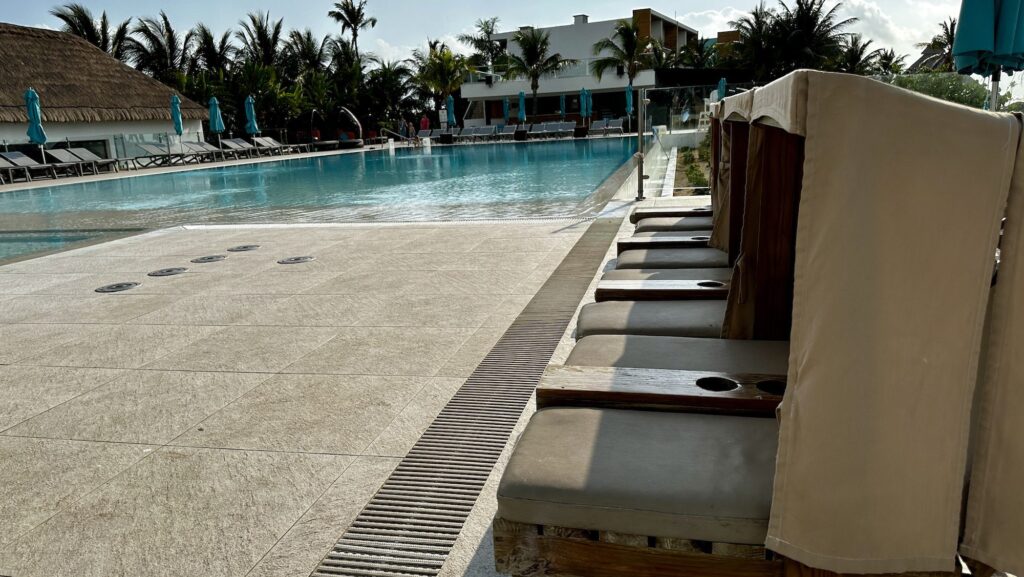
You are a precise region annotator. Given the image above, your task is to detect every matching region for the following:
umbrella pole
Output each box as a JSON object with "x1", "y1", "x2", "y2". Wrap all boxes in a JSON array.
[{"x1": 991, "y1": 68, "x2": 1001, "y2": 112}]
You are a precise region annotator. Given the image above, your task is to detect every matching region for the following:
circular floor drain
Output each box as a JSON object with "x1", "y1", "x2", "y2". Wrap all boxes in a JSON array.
[
  {"x1": 148, "y1": 267, "x2": 188, "y2": 277},
  {"x1": 278, "y1": 256, "x2": 315, "y2": 265},
  {"x1": 191, "y1": 255, "x2": 226, "y2": 263},
  {"x1": 227, "y1": 245, "x2": 261, "y2": 252},
  {"x1": 95, "y1": 282, "x2": 140, "y2": 293}
]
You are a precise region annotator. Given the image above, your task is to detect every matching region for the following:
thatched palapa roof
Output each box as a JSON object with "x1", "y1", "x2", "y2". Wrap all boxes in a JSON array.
[{"x1": 0, "y1": 22, "x2": 206, "y2": 124}]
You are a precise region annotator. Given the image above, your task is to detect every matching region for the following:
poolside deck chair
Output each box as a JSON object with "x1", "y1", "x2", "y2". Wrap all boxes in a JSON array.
[
  {"x1": 528, "y1": 123, "x2": 546, "y2": 139},
  {"x1": 135, "y1": 143, "x2": 182, "y2": 166},
  {"x1": 0, "y1": 151, "x2": 74, "y2": 179},
  {"x1": 0, "y1": 156, "x2": 31, "y2": 182},
  {"x1": 262, "y1": 136, "x2": 307, "y2": 153},
  {"x1": 498, "y1": 124, "x2": 517, "y2": 140},
  {"x1": 478, "y1": 125, "x2": 497, "y2": 141},
  {"x1": 181, "y1": 142, "x2": 219, "y2": 162},
  {"x1": 606, "y1": 118, "x2": 625, "y2": 135},
  {"x1": 68, "y1": 148, "x2": 119, "y2": 173},
  {"x1": 455, "y1": 127, "x2": 475, "y2": 142},
  {"x1": 45, "y1": 148, "x2": 94, "y2": 176},
  {"x1": 416, "y1": 129, "x2": 431, "y2": 140},
  {"x1": 589, "y1": 119, "x2": 607, "y2": 136},
  {"x1": 629, "y1": 206, "x2": 713, "y2": 224},
  {"x1": 252, "y1": 136, "x2": 283, "y2": 155},
  {"x1": 225, "y1": 138, "x2": 262, "y2": 157},
  {"x1": 219, "y1": 139, "x2": 255, "y2": 158},
  {"x1": 191, "y1": 141, "x2": 230, "y2": 161}
]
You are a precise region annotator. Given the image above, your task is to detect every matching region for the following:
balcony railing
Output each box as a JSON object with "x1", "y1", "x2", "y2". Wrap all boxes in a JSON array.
[{"x1": 465, "y1": 58, "x2": 607, "y2": 84}]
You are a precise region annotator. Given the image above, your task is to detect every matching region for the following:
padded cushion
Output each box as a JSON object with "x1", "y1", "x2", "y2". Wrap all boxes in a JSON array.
[
  {"x1": 617, "y1": 248, "x2": 729, "y2": 269},
  {"x1": 566, "y1": 335, "x2": 789, "y2": 374},
  {"x1": 630, "y1": 230, "x2": 713, "y2": 238},
  {"x1": 577, "y1": 300, "x2": 726, "y2": 339},
  {"x1": 602, "y1": 268, "x2": 733, "y2": 282},
  {"x1": 497, "y1": 408, "x2": 778, "y2": 543},
  {"x1": 635, "y1": 216, "x2": 714, "y2": 233}
]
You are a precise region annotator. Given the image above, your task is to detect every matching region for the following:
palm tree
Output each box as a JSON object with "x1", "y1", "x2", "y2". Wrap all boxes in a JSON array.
[
  {"x1": 123, "y1": 11, "x2": 193, "y2": 85},
  {"x1": 235, "y1": 11, "x2": 284, "y2": 68},
  {"x1": 285, "y1": 29, "x2": 331, "y2": 82},
  {"x1": 915, "y1": 18, "x2": 957, "y2": 72},
  {"x1": 50, "y1": 3, "x2": 131, "y2": 61},
  {"x1": 875, "y1": 49, "x2": 907, "y2": 75},
  {"x1": 507, "y1": 28, "x2": 576, "y2": 116},
  {"x1": 328, "y1": 0, "x2": 377, "y2": 56},
  {"x1": 833, "y1": 34, "x2": 881, "y2": 74},
  {"x1": 731, "y1": 2, "x2": 779, "y2": 81},
  {"x1": 415, "y1": 44, "x2": 470, "y2": 115},
  {"x1": 458, "y1": 17, "x2": 505, "y2": 72},
  {"x1": 590, "y1": 19, "x2": 651, "y2": 85},
  {"x1": 682, "y1": 36, "x2": 718, "y2": 69},
  {"x1": 774, "y1": 0, "x2": 857, "y2": 74},
  {"x1": 367, "y1": 57, "x2": 414, "y2": 123},
  {"x1": 190, "y1": 24, "x2": 233, "y2": 74},
  {"x1": 648, "y1": 39, "x2": 683, "y2": 69}
]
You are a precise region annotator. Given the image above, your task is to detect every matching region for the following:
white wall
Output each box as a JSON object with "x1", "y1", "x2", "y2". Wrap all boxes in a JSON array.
[
  {"x1": 0, "y1": 119, "x2": 204, "y2": 158},
  {"x1": 463, "y1": 69, "x2": 657, "y2": 100}
]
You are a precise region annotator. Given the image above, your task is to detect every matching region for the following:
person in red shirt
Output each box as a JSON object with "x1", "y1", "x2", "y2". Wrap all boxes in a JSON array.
[{"x1": 420, "y1": 114, "x2": 430, "y2": 131}]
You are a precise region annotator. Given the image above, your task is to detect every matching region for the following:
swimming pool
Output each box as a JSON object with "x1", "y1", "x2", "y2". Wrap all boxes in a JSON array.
[
  {"x1": 0, "y1": 139, "x2": 636, "y2": 232},
  {"x1": 0, "y1": 231, "x2": 121, "y2": 264}
]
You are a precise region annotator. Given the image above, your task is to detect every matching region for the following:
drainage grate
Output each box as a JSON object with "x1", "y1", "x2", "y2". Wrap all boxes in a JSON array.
[
  {"x1": 227, "y1": 245, "x2": 261, "y2": 252},
  {"x1": 278, "y1": 256, "x2": 316, "y2": 264},
  {"x1": 95, "y1": 282, "x2": 140, "y2": 293},
  {"x1": 311, "y1": 218, "x2": 620, "y2": 577},
  {"x1": 148, "y1": 267, "x2": 188, "y2": 277},
  {"x1": 191, "y1": 255, "x2": 227, "y2": 263}
]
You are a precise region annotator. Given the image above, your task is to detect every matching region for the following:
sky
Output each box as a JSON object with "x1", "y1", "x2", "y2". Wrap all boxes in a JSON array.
[{"x1": 2, "y1": 0, "x2": 962, "y2": 65}]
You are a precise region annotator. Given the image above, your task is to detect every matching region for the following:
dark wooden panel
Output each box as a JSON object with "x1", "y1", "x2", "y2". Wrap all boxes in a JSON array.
[
  {"x1": 594, "y1": 279, "x2": 730, "y2": 302},
  {"x1": 616, "y1": 235, "x2": 711, "y2": 253},
  {"x1": 536, "y1": 365, "x2": 784, "y2": 416}
]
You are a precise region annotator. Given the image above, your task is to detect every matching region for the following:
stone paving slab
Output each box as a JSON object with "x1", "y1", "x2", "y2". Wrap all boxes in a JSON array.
[{"x1": 0, "y1": 220, "x2": 584, "y2": 577}]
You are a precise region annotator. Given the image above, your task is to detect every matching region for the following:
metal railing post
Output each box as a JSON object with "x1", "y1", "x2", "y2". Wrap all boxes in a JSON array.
[{"x1": 635, "y1": 87, "x2": 646, "y2": 201}]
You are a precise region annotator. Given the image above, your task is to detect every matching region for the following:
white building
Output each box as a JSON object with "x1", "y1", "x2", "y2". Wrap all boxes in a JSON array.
[
  {"x1": 461, "y1": 9, "x2": 697, "y2": 125},
  {"x1": 0, "y1": 23, "x2": 205, "y2": 159}
]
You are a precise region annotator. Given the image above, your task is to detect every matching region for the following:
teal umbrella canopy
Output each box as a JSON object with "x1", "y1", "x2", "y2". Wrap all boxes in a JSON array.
[
  {"x1": 170, "y1": 94, "x2": 184, "y2": 136},
  {"x1": 244, "y1": 95, "x2": 260, "y2": 135},
  {"x1": 24, "y1": 87, "x2": 46, "y2": 145},
  {"x1": 625, "y1": 84, "x2": 634, "y2": 115},
  {"x1": 717, "y1": 78, "x2": 728, "y2": 100},
  {"x1": 208, "y1": 97, "x2": 225, "y2": 134},
  {"x1": 446, "y1": 94, "x2": 456, "y2": 126},
  {"x1": 559, "y1": 94, "x2": 566, "y2": 119},
  {"x1": 954, "y1": 0, "x2": 1024, "y2": 74},
  {"x1": 502, "y1": 97, "x2": 510, "y2": 123},
  {"x1": 518, "y1": 91, "x2": 527, "y2": 122}
]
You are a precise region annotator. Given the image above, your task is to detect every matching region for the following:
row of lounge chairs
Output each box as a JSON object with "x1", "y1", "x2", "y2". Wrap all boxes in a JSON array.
[
  {"x1": 0, "y1": 137, "x2": 311, "y2": 184},
  {"x1": 414, "y1": 119, "x2": 626, "y2": 145}
]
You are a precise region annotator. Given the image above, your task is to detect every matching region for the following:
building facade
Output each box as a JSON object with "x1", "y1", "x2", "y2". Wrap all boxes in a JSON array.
[{"x1": 460, "y1": 9, "x2": 697, "y2": 126}]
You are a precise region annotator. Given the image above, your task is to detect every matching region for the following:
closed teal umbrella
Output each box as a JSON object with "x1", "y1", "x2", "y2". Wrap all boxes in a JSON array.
[
  {"x1": 170, "y1": 94, "x2": 184, "y2": 136},
  {"x1": 446, "y1": 94, "x2": 456, "y2": 126},
  {"x1": 717, "y1": 78, "x2": 728, "y2": 100},
  {"x1": 625, "y1": 84, "x2": 634, "y2": 115},
  {"x1": 24, "y1": 88, "x2": 46, "y2": 145},
  {"x1": 518, "y1": 91, "x2": 526, "y2": 122},
  {"x1": 244, "y1": 95, "x2": 260, "y2": 135},
  {"x1": 559, "y1": 94, "x2": 566, "y2": 119},
  {"x1": 579, "y1": 88, "x2": 588, "y2": 118},
  {"x1": 502, "y1": 97, "x2": 510, "y2": 124},
  {"x1": 208, "y1": 97, "x2": 225, "y2": 134},
  {"x1": 954, "y1": 0, "x2": 1024, "y2": 110}
]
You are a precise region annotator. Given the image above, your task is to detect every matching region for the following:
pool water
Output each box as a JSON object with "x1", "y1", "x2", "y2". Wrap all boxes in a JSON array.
[
  {"x1": 0, "y1": 139, "x2": 635, "y2": 231},
  {"x1": 0, "y1": 231, "x2": 105, "y2": 263}
]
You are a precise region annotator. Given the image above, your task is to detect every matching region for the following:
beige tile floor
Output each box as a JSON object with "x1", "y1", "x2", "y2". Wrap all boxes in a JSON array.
[{"x1": 0, "y1": 220, "x2": 586, "y2": 577}]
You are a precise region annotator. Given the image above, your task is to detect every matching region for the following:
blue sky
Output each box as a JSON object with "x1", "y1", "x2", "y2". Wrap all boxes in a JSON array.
[{"x1": 3, "y1": 0, "x2": 961, "y2": 63}]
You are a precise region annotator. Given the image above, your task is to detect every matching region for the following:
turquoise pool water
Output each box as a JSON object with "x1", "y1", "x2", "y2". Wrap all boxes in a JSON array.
[
  {"x1": 0, "y1": 231, "x2": 106, "y2": 263},
  {"x1": 0, "y1": 139, "x2": 635, "y2": 232}
]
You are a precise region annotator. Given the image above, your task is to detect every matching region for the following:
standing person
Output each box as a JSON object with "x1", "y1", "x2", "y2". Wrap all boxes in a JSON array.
[{"x1": 420, "y1": 114, "x2": 430, "y2": 132}]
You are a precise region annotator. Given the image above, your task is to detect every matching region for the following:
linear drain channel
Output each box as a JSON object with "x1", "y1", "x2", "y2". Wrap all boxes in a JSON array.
[{"x1": 311, "y1": 218, "x2": 620, "y2": 577}]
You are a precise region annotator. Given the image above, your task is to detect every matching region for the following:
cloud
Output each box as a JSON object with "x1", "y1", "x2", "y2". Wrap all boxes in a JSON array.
[
  {"x1": 367, "y1": 35, "x2": 471, "y2": 64},
  {"x1": 678, "y1": 7, "x2": 749, "y2": 38},
  {"x1": 840, "y1": 0, "x2": 918, "y2": 53}
]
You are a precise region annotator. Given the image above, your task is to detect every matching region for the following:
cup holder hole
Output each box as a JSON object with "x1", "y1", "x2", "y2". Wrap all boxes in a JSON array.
[
  {"x1": 698, "y1": 281, "x2": 725, "y2": 288},
  {"x1": 691, "y1": 236, "x2": 710, "y2": 241},
  {"x1": 696, "y1": 377, "x2": 739, "y2": 392},
  {"x1": 756, "y1": 380, "x2": 787, "y2": 396}
]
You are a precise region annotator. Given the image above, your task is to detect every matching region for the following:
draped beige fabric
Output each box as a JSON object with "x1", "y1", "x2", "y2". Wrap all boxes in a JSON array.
[
  {"x1": 765, "y1": 71, "x2": 1018, "y2": 573},
  {"x1": 711, "y1": 89, "x2": 756, "y2": 254},
  {"x1": 959, "y1": 118, "x2": 1024, "y2": 576}
]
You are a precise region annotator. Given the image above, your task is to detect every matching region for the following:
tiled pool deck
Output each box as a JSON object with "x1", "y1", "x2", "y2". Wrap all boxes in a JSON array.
[{"x1": 0, "y1": 219, "x2": 589, "y2": 577}]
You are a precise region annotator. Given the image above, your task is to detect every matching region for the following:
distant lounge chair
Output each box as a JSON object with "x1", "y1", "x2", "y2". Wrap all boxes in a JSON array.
[
  {"x1": 0, "y1": 151, "x2": 74, "y2": 179},
  {"x1": 219, "y1": 139, "x2": 255, "y2": 158},
  {"x1": 606, "y1": 118, "x2": 625, "y2": 135},
  {"x1": 45, "y1": 148, "x2": 95, "y2": 176},
  {"x1": 189, "y1": 141, "x2": 229, "y2": 161},
  {"x1": 224, "y1": 138, "x2": 261, "y2": 157},
  {"x1": 590, "y1": 119, "x2": 608, "y2": 136},
  {"x1": 262, "y1": 136, "x2": 307, "y2": 153},
  {"x1": 68, "y1": 148, "x2": 119, "y2": 173},
  {"x1": 182, "y1": 142, "x2": 218, "y2": 162},
  {"x1": 252, "y1": 137, "x2": 283, "y2": 155},
  {"x1": 0, "y1": 156, "x2": 31, "y2": 182},
  {"x1": 477, "y1": 125, "x2": 497, "y2": 141},
  {"x1": 131, "y1": 143, "x2": 174, "y2": 167},
  {"x1": 416, "y1": 129, "x2": 432, "y2": 139},
  {"x1": 497, "y1": 124, "x2": 517, "y2": 140},
  {"x1": 528, "y1": 123, "x2": 546, "y2": 139}
]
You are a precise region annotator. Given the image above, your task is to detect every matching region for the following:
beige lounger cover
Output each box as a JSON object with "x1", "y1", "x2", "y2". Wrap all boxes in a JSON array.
[
  {"x1": 762, "y1": 71, "x2": 1019, "y2": 573},
  {"x1": 711, "y1": 89, "x2": 756, "y2": 254}
]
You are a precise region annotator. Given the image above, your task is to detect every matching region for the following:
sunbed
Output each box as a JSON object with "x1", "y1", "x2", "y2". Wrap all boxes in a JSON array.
[
  {"x1": 180, "y1": 142, "x2": 218, "y2": 162},
  {"x1": 223, "y1": 138, "x2": 261, "y2": 157},
  {"x1": 416, "y1": 129, "x2": 431, "y2": 139},
  {"x1": 589, "y1": 119, "x2": 607, "y2": 136},
  {"x1": 606, "y1": 118, "x2": 625, "y2": 134},
  {"x1": 252, "y1": 136, "x2": 283, "y2": 155},
  {"x1": 497, "y1": 124, "x2": 517, "y2": 140},
  {"x1": 528, "y1": 123, "x2": 546, "y2": 139},
  {"x1": 477, "y1": 125, "x2": 496, "y2": 141},
  {"x1": 0, "y1": 156, "x2": 31, "y2": 182},
  {"x1": 136, "y1": 143, "x2": 183, "y2": 166},
  {"x1": 45, "y1": 148, "x2": 94, "y2": 176},
  {"x1": 219, "y1": 139, "x2": 255, "y2": 158},
  {"x1": 68, "y1": 148, "x2": 119, "y2": 173},
  {"x1": 455, "y1": 126, "x2": 476, "y2": 142},
  {"x1": 0, "y1": 151, "x2": 74, "y2": 179},
  {"x1": 262, "y1": 136, "x2": 307, "y2": 153}
]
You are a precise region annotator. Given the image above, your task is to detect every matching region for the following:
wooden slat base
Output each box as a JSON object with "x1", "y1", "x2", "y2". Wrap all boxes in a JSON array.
[
  {"x1": 494, "y1": 518, "x2": 782, "y2": 577},
  {"x1": 630, "y1": 206, "x2": 713, "y2": 223},
  {"x1": 594, "y1": 279, "x2": 730, "y2": 301},
  {"x1": 617, "y1": 235, "x2": 711, "y2": 253},
  {"x1": 536, "y1": 365, "x2": 784, "y2": 416}
]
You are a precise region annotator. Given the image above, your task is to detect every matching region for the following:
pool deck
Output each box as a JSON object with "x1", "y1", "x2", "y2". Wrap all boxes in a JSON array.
[{"x1": 0, "y1": 218, "x2": 590, "y2": 577}]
